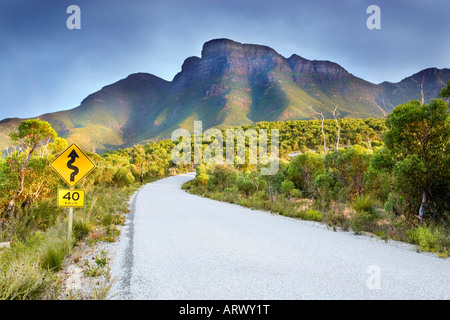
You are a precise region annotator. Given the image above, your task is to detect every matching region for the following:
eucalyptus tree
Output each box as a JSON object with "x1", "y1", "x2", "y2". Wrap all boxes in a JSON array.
[
  {"x1": 6, "y1": 119, "x2": 58, "y2": 215},
  {"x1": 383, "y1": 99, "x2": 450, "y2": 222}
]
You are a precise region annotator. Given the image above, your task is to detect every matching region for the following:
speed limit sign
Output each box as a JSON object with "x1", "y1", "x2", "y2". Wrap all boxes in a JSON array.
[{"x1": 57, "y1": 189, "x2": 85, "y2": 208}]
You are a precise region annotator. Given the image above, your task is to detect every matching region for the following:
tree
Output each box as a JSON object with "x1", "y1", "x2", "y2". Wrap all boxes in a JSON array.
[
  {"x1": 383, "y1": 99, "x2": 450, "y2": 222},
  {"x1": 147, "y1": 147, "x2": 171, "y2": 177},
  {"x1": 248, "y1": 170, "x2": 267, "y2": 193},
  {"x1": 439, "y1": 80, "x2": 450, "y2": 98},
  {"x1": 207, "y1": 165, "x2": 237, "y2": 191},
  {"x1": 6, "y1": 120, "x2": 57, "y2": 214},
  {"x1": 313, "y1": 172, "x2": 336, "y2": 207},
  {"x1": 194, "y1": 164, "x2": 209, "y2": 186},
  {"x1": 113, "y1": 166, "x2": 135, "y2": 186},
  {"x1": 439, "y1": 80, "x2": 450, "y2": 104},
  {"x1": 364, "y1": 150, "x2": 392, "y2": 204},
  {"x1": 287, "y1": 151, "x2": 325, "y2": 195},
  {"x1": 264, "y1": 158, "x2": 289, "y2": 202},
  {"x1": 47, "y1": 137, "x2": 68, "y2": 155},
  {"x1": 236, "y1": 173, "x2": 255, "y2": 197},
  {"x1": 130, "y1": 145, "x2": 151, "y2": 183},
  {"x1": 280, "y1": 180, "x2": 295, "y2": 198},
  {"x1": 325, "y1": 145, "x2": 373, "y2": 197}
]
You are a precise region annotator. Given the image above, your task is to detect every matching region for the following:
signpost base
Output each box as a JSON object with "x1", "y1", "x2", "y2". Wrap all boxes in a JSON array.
[{"x1": 68, "y1": 207, "x2": 73, "y2": 242}]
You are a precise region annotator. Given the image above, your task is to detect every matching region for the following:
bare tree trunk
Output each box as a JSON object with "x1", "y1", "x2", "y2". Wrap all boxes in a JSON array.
[
  {"x1": 268, "y1": 181, "x2": 273, "y2": 203},
  {"x1": 332, "y1": 106, "x2": 340, "y2": 152},
  {"x1": 310, "y1": 105, "x2": 346, "y2": 187},
  {"x1": 31, "y1": 181, "x2": 45, "y2": 201},
  {"x1": 412, "y1": 74, "x2": 425, "y2": 105},
  {"x1": 310, "y1": 106, "x2": 326, "y2": 153},
  {"x1": 7, "y1": 199, "x2": 15, "y2": 217},
  {"x1": 418, "y1": 190, "x2": 427, "y2": 223}
]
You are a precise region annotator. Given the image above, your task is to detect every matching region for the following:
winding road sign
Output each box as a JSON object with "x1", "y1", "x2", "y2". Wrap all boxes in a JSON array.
[{"x1": 50, "y1": 143, "x2": 96, "y2": 187}]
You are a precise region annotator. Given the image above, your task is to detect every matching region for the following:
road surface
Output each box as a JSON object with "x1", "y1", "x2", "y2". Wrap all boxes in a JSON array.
[{"x1": 110, "y1": 172, "x2": 450, "y2": 299}]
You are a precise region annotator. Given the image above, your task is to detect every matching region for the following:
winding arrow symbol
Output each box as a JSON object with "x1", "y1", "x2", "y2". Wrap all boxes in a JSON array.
[{"x1": 67, "y1": 149, "x2": 79, "y2": 182}]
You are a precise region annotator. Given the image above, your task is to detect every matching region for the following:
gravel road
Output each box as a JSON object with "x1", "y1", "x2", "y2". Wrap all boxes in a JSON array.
[{"x1": 109, "y1": 172, "x2": 450, "y2": 300}]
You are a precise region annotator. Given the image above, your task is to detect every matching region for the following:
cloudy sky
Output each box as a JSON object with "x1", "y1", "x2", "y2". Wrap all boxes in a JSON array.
[{"x1": 0, "y1": 0, "x2": 449, "y2": 119}]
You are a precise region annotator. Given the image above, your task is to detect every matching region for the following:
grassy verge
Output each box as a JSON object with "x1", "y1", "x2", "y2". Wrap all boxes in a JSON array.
[
  {"x1": 182, "y1": 180, "x2": 450, "y2": 258},
  {"x1": 0, "y1": 183, "x2": 138, "y2": 300}
]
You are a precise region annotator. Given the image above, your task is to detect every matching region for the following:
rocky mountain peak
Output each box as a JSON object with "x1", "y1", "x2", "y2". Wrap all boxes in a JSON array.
[
  {"x1": 287, "y1": 54, "x2": 349, "y2": 79},
  {"x1": 1, "y1": 38, "x2": 447, "y2": 153},
  {"x1": 172, "y1": 39, "x2": 293, "y2": 91},
  {"x1": 201, "y1": 38, "x2": 245, "y2": 58}
]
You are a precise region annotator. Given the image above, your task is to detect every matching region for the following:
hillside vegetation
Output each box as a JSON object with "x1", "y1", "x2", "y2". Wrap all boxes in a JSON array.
[{"x1": 0, "y1": 82, "x2": 449, "y2": 299}]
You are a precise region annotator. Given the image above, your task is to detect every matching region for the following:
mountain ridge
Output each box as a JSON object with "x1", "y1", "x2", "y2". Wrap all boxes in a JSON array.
[{"x1": 1, "y1": 38, "x2": 449, "y2": 153}]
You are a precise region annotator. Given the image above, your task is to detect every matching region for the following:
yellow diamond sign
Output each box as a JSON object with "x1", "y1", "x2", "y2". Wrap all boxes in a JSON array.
[{"x1": 50, "y1": 143, "x2": 96, "y2": 187}]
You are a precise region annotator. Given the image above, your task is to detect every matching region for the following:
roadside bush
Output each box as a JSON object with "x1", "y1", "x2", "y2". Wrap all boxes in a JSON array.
[
  {"x1": 351, "y1": 211, "x2": 374, "y2": 235},
  {"x1": 290, "y1": 189, "x2": 303, "y2": 199},
  {"x1": 280, "y1": 180, "x2": 295, "y2": 198},
  {"x1": 236, "y1": 175, "x2": 256, "y2": 197},
  {"x1": 39, "y1": 224, "x2": 72, "y2": 271},
  {"x1": 206, "y1": 165, "x2": 237, "y2": 191},
  {"x1": 40, "y1": 240, "x2": 68, "y2": 271},
  {"x1": 295, "y1": 208, "x2": 323, "y2": 222},
  {"x1": 384, "y1": 192, "x2": 407, "y2": 217},
  {"x1": 0, "y1": 257, "x2": 49, "y2": 300},
  {"x1": 113, "y1": 167, "x2": 135, "y2": 186},
  {"x1": 194, "y1": 164, "x2": 209, "y2": 186},
  {"x1": 350, "y1": 194, "x2": 380, "y2": 234},
  {"x1": 73, "y1": 218, "x2": 93, "y2": 241},
  {"x1": 351, "y1": 194, "x2": 378, "y2": 217},
  {"x1": 407, "y1": 225, "x2": 449, "y2": 254}
]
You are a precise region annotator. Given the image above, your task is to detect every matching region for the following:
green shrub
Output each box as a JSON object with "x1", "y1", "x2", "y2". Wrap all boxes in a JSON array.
[
  {"x1": 280, "y1": 180, "x2": 295, "y2": 198},
  {"x1": 0, "y1": 258, "x2": 49, "y2": 300},
  {"x1": 101, "y1": 211, "x2": 114, "y2": 226},
  {"x1": 113, "y1": 167, "x2": 135, "y2": 186},
  {"x1": 194, "y1": 164, "x2": 209, "y2": 186},
  {"x1": 40, "y1": 240, "x2": 68, "y2": 271},
  {"x1": 254, "y1": 190, "x2": 269, "y2": 201},
  {"x1": 351, "y1": 211, "x2": 373, "y2": 234},
  {"x1": 305, "y1": 208, "x2": 323, "y2": 222},
  {"x1": 350, "y1": 195, "x2": 382, "y2": 234},
  {"x1": 103, "y1": 225, "x2": 120, "y2": 242},
  {"x1": 240, "y1": 199, "x2": 249, "y2": 208},
  {"x1": 236, "y1": 175, "x2": 256, "y2": 197},
  {"x1": 73, "y1": 219, "x2": 93, "y2": 241},
  {"x1": 407, "y1": 225, "x2": 449, "y2": 254},
  {"x1": 83, "y1": 251, "x2": 109, "y2": 277},
  {"x1": 351, "y1": 194, "x2": 377, "y2": 216},
  {"x1": 384, "y1": 192, "x2": 407, "y2": 216},
  {"x1": 94, "y1": 250, "x2": 108, "y2": 267},
  {"x1": 295, "y1": 208, "x2": 323, "y2": 222},
  {"x1": 290, "y1": 189, "x2": 303, "y2": 199},
  {"x1": 181, "y1": 180, "x2": 192, "y2": 191}
]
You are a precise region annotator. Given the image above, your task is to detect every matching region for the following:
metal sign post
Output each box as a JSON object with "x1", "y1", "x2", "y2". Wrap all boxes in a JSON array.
[
  {"x1": 50, "y1": 143, "x2": 95, "y2": 242},
  {"x1": 68, "y1": 207, "x2": 73, "y2": 241}
]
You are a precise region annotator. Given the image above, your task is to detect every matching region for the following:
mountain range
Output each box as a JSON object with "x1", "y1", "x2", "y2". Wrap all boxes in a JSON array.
[{"x1": 1, "y1": 38, "x2": 449, "y2": 153}]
